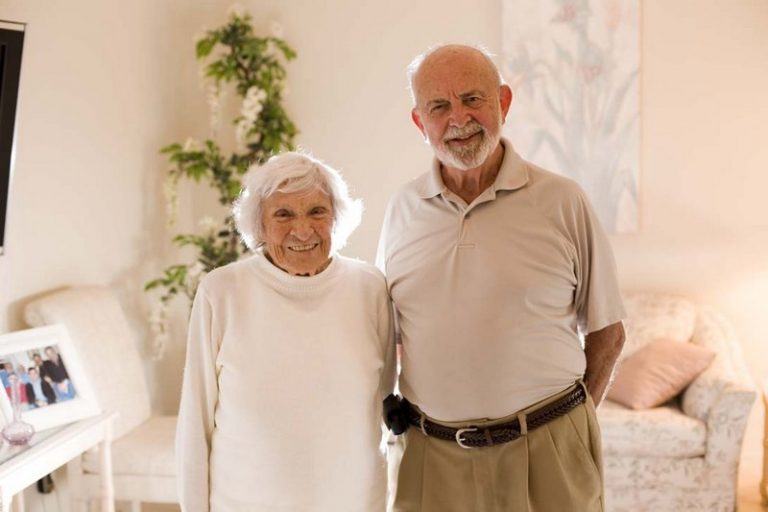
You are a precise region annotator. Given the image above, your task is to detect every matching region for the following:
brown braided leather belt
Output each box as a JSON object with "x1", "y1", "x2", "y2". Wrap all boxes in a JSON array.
[{"x1": 402, "y1": 385, "x2": 587, "y2": 449}]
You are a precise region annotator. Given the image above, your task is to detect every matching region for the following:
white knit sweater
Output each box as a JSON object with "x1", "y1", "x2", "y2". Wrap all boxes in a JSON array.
[{"x1": 176, "y1": 251, "x2": 395, "y2": 511}]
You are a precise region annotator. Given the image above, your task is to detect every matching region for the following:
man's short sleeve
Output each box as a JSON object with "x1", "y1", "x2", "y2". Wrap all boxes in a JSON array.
[{"x1": 572, "y1": 190, "x2": 626, "y2": 334}]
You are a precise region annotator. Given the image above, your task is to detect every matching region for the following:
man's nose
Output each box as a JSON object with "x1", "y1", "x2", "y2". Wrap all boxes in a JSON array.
[{"x1": 447, "y1": 102, "x2": 471, "y2": 127}]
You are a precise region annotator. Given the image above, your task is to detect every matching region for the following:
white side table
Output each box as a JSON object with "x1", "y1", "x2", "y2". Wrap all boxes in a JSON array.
[{"x1": 0, "y1": 412, "x2": 117, "y2": 512}]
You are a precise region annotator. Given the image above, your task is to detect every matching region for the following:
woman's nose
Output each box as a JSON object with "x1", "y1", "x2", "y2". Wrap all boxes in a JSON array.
[{"x1": 290, "y1": 219, "x2": 314, "y2": 240}]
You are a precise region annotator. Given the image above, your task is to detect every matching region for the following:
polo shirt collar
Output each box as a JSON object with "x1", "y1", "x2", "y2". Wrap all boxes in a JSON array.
[{"x1": 416, "y1": 137, "x2": 529, "y2": 199}]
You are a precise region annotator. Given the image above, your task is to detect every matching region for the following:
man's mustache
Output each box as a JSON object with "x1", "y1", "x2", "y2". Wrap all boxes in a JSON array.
[{"x1": 443, "y1": 121, "x2": 485, "y2": 142}]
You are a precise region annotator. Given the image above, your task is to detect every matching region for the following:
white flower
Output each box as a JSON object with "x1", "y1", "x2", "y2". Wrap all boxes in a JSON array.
[
  {"x1": 207, "y1": 83, "x2": 221, "y2": 109},
  {"x1": 270, "y1": 21, "x2": 284, "y2": 38},
  {"x1": 148, "y1": 300, "x2": 170, "y2": 361},
  {"x1": 235, "y1": 87, "x2": 268, "y2": 150},
  {"x1": 188, "y1": 262, "x2": 206, "y2": 280},
  {"x1": 240, "y1": 86, "x2": 266, "y2": 121},
  {"x1": 197, "y1": 64, "x2": 208, "y2": 89},
  {"x1": 264, "y1": 40, "x2": 279, "y2": 59},
  {"x1": 227, "y1": 3, "x2": 246, "y2": 19},
  {"x1": 163, "y1": 174, "x2": 179, "y2": 228},
  {"x1": 206, "y1": 83, "x2": 225, "y2": 136},
  {"x1": 183, "y1": 137, "x2": 202, "y2": 152},
  {"x1": 150, "y1": 332, "x2": 169, "y2": 362},
  {"x1": 185, "y1": 262, "x2": 208, "y2": 298},
  {"x1": 235, "y1": 119, "x2": 251, "y2": 151},
  {"x1": 198, "y1": 216, "x2": 218, "y2": 232},
  {"x1": 245, "y1": 86, "x2": 267, "y2": 103}
]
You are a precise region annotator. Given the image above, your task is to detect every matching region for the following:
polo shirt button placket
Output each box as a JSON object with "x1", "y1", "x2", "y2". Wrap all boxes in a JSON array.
[{"x1": 459, "y1": 210, "x2": 475, "y2": 249}]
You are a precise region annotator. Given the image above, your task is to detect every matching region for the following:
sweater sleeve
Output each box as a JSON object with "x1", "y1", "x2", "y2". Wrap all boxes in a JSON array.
[
  {"x1": 176, "y1": 286, "x2": 220, "y2": 512},
  {"x1": 378, "y1": 293, "x2": 397, "y2": 402}
]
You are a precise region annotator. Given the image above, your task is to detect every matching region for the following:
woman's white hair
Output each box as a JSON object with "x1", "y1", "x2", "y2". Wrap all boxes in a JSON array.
[{"x1": 233, "y1": 152, "x2": 363, "y2": 252}]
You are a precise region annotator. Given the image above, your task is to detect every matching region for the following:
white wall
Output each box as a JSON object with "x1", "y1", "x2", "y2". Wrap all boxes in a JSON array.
[{"x1": 0, "y1": 0, "x2": 226, "y2": 414}]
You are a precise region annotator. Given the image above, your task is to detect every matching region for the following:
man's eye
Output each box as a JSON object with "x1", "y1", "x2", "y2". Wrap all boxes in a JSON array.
[
  {"x1": 465, "y1": 96, "x2": 482, "y2": 105},
  {"x1": 274, "y1": 209, "x2": 292, "y2": 218},
  {"x1": 429, "y1": 104, "x2": 447, "y2": 114},
  {"x1": 310, "y1": 207, "x2": 328, "y2": 216}
]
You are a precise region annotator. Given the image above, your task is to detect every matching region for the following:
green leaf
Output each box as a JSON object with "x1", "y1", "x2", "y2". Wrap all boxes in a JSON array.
[
  {"x1": 186, "y1": 161, "x2": 209, "y2": 181},
  {"x1": 227, "y1": 180, "x2": 243, "y2": 200},
  {"x1": 161, "y1": 143, "x2": 182, "y2": 154},
  {"x1": 144, "y1": 279, "x2": 162, "y2": 291},
  {"x1": 273, "y1": 39, "x2": 297, "y2": 60},
  {"x1": 196, "y1": 36, "x2": 217, "y2": 59}
]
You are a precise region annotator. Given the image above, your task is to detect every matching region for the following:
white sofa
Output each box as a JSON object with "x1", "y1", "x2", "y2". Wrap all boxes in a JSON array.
[{"x1": 599, "y1": 293, "x2": 756, "y2": 512}]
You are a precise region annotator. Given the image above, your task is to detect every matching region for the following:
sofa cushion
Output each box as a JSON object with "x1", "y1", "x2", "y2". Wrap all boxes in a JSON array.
[
  {"x1": 621, "y1": 293, "x2": 696, "y2": 360},
  {"x1": 598, "y1": 400, "x2": 707, "y2": 458},
  {"x1": 607, "y1": 338, "x2": 715, "y2": 409},
  {"x1": 83, "y1": 415, "x2": 176, "y2": 476}
]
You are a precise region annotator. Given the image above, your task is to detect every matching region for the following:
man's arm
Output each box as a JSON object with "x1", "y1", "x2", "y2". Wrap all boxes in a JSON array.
[{"x1": 583, "y1": 321, "x2": 625, "y2": 406}]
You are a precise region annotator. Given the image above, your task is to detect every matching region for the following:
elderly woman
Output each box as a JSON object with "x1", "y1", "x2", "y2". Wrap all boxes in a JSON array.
[{"x1": 176, "y1": 152, "x2": 395, "y2": 511}]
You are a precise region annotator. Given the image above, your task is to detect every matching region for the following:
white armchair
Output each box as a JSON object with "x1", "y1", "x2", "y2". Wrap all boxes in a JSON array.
[
  {"x1": 24, "y1": 286, "x2": 177, "y2": 512},
  {"x1": 599, "y1": 292, "x2": 756, "y2": 512}
]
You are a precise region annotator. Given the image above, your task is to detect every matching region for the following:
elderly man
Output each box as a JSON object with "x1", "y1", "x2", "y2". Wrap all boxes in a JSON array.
[{"x1": 377, "y1": 45, "x2": 626, "y2": 511}]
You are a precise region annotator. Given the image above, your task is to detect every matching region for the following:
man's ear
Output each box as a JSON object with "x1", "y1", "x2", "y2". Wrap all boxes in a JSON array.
[
  {"x1": 411, "y1": 108, "x2": 426, "y2": 138},
  {"x1": 499, "y1": 84, "x2": 513, "y2": 122}
]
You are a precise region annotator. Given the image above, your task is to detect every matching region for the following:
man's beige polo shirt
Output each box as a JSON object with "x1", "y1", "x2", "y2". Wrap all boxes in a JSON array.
[{"x1": 377, "y1": 139, "x2": 626, "y2": 422}]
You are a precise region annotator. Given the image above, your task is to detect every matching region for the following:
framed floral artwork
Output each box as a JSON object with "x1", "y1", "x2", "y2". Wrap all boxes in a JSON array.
[{"x1": 501, "y1": 0, "x2": 640, "y2": 233}]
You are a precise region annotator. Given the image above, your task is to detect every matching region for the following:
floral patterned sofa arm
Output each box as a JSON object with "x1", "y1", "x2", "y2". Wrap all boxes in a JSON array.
[
  {"x1": 703, "y1": 383, "x2": 756, "y2": 472},
  {"x1": 682, "y1": 306, "x2": 754, "y2": 423},
  {"x1": 680, "y1": 305, "x2": 756, "y2": 476}
]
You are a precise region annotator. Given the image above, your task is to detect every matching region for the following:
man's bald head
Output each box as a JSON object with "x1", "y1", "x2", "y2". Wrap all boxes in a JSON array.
[
  {"x1": 406, "y1": 44, "x2": 513, "y2": 171},
  {"x1": 407, "y1": 45, "x2": 504, "y2": 106}
]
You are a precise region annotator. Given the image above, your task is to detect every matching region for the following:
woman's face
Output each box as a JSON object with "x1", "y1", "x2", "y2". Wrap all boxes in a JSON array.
[{"x1": 261, "y1": 188, "x2": 334, "y2": 276}]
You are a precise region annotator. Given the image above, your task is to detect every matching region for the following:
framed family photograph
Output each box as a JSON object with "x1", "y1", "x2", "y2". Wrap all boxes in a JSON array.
[{"x1": 0, "y1": 324, "x2": 100, "y2": 431}]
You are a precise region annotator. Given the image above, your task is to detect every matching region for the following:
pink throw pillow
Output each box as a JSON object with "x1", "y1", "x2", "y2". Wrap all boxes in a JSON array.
[{"x1": 607, "y1": 338, "x2": 715, "y2": 410}]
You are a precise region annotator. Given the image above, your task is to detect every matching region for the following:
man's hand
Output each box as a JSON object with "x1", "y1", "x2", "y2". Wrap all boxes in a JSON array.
[{"x1": 583, "y1": 322, "x2": 626, "y2": 407}]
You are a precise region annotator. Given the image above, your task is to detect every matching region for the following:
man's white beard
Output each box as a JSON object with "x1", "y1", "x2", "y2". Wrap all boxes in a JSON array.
[{"x1": 429, "y1": 120, "x2": 500, "y2": 171}]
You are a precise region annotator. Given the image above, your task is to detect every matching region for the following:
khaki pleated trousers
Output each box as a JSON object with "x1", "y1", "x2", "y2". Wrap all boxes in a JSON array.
[{"x1": 390, "y1": 383, "x2": 604, "y2": 512}]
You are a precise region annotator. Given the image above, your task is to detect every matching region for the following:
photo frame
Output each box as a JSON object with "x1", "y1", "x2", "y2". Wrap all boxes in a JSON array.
[{"x1": 0, "y1": 324, "x2": 100, "y2": 431}]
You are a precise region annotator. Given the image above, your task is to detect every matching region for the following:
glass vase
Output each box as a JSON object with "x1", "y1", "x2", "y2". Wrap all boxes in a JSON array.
[{"x1": 1, "y1": 375, "x2": 34, "y2": 446}]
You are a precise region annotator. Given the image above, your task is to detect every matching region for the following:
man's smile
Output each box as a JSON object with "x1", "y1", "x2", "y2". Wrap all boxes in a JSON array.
[{"x1": 446, "y1": 131, "x2": 482, "y2": 146}]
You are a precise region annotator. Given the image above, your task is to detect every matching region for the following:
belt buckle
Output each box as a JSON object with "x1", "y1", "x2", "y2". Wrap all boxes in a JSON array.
[{"x1": 455, "y1": 427, "x2": 478, "y2": 449}]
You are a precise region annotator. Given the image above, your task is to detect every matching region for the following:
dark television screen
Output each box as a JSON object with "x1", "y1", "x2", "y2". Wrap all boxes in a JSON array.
[{"x1": 0, "y1": 22, "x2": 25, "y2": 255}]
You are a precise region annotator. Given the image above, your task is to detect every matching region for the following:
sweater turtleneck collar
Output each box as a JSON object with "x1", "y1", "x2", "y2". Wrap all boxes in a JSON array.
[{"x1": 251, "y1": 248, "x2": 341, "y2": 292}]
